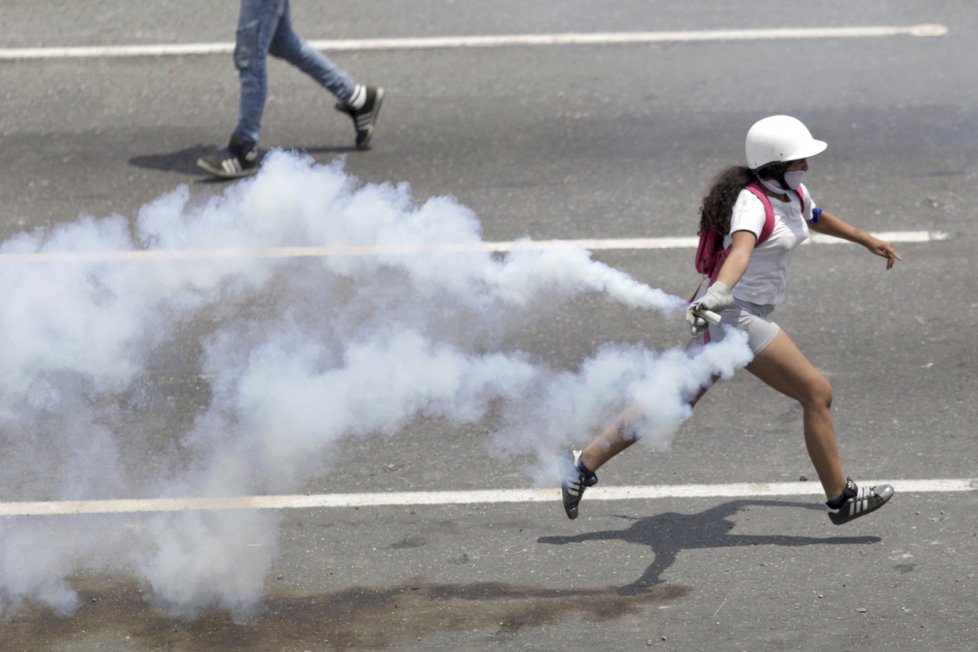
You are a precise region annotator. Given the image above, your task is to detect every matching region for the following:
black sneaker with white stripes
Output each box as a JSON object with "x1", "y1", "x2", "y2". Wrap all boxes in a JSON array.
[
  {"x1": 196, "y1": 135, "x2": 259, "y2": 178},
  {"x1": 335, "y1": 85, "x2": 384, "y2": 150},
  {"x1": 561, "y1": 450, "x2": 598, "y2": 520},
  {"x1": 827, "y1": 477, "x2": 894, "y2": 525}
]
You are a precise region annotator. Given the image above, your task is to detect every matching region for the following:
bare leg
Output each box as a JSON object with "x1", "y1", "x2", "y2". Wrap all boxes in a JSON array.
[
  {"x1": 577, "y1": 329, "x2": 846, "y2": 502},
  {"x1": 581, "y1": 384, "x2": 712, "y2": 472},
  {"x1": 746, "y1": 329, "x2": 846, "y2": 500},
  {"x1": 579, "y1": 404, "x2": 643, "y2": 471}
]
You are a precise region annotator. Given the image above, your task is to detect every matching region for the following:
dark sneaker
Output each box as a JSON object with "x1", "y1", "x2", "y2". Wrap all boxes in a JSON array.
[
  {"x1": 335, "y1": 86, "x2": 384, "y2": 149},
  {"x1": 196, "y1": 135, "x2": 259, "y2": 178},
  {"x1": 827, "y1": 478, "x2": 894, "y2": 525},
  {"x1": 561, "y1": 450, "x2": 598, "y2": 520}
]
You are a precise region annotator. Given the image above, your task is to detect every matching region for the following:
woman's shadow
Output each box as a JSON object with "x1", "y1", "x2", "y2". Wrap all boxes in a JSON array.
[{"x1": 538, "y1": 499, "x2": 881, "y2": 595}]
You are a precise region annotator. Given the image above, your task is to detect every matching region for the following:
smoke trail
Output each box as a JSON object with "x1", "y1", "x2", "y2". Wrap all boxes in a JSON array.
[{"x1": 0, "y1": 151, "x2": 752, "y2": 617}]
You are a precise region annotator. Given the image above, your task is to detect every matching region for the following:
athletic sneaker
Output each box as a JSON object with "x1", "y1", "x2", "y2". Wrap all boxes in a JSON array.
[
  {"x1": 196, "y1": 135, "x2": 259, "y2": 178},
  {"x1": 561, "y1": 450, "x2": 598, "y2": 520},
  {"x1": 827, "y1": 478, "x2": 894, "y2": 525},
  {"x1": 335, "y1": 85, "x2": 384, "y2": 149}
]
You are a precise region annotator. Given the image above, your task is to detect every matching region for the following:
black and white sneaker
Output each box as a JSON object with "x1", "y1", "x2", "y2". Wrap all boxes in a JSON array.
[
  {"x1": 197, "y1": 135, "x2": 259, "y2": 178},
  {"x1": 561, "y1": 450, "x2": 598, "y2": 520},
  {"x1": 827, "y1": 478, "x2": 894, "y2": 525},
  {"x1": 335, "y1": 85, "x2": 384, "y2": 150}
]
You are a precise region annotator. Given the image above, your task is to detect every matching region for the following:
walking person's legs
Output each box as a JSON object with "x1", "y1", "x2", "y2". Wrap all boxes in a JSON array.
[
  {"x1": 267, "y1": 1, "x2": 356, "y2": 102},
  {"x1": 197, "y1": 0, "x2": 283, "y2": 177},
  {"x1": 198, "y1": 0, "x2": 385, "y2": 175},
  {"x1": 233, "y1": 0, "x2": 286, "y2": 149},
  {"x1": 265, "y1": 1, "x2": 384, "y2": 149}
]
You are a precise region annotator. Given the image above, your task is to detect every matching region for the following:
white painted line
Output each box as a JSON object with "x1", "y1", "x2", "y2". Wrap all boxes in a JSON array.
[
  {"x1": 1, "y1": 479, "x2": 973, "y2": 516},
  {"x1": 0, "y1": 24, "x2": 947, "y2": 60},
  {"x1": 0, "y1": 231, "x2": 949, "y2": 265}
]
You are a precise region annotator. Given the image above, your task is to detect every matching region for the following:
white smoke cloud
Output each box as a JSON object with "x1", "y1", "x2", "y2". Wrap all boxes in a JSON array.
[{"x1": 0, "y1": 151, "x2": 753, "y2": 617}]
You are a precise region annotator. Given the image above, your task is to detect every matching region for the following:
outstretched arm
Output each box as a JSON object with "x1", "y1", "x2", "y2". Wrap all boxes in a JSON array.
[{"x1": 810, "y1": 211, "x2": 902, "y2": 269}]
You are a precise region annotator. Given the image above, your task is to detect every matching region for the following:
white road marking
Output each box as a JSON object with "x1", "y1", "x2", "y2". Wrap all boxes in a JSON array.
[
  {"x1": 0, "y1": 24, "x2": 947, "y2": 60},
  {"x1": 0, "y1": 479, "x2": 973, "y2": 516},
  {"x1": 0, "y1": 231, "x2": 949, "y2": 265}
]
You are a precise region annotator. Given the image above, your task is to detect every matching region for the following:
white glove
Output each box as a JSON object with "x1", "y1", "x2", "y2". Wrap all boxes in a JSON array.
[{"x1": 685, "y1": 282, "x2": 735, "y2": 336}]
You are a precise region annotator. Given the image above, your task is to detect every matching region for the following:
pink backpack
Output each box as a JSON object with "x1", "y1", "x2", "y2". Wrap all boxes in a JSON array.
[{"x1": 693, "y1": 181, "x2": 807, "y2": 285}]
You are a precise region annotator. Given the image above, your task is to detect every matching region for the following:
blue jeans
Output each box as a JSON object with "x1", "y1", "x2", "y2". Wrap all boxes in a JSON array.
[{"x1": 233, "y1": 0, "x2": 356, "y2": 147}]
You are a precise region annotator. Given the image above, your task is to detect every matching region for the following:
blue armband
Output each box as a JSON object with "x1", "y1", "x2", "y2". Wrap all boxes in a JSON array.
[{"x1": 810, "y1": 207, "x2": 822, "y2": 224}]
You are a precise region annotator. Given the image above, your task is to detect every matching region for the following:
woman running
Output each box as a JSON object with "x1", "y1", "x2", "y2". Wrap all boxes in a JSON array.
[{"x1": 562, "y1": 115, "x2": 901, "y2": 525}]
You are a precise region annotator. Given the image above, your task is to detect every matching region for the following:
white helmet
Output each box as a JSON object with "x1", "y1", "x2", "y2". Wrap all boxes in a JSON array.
[{"x1": 745, "y1": 115, "x2": 827, "y2": 170}]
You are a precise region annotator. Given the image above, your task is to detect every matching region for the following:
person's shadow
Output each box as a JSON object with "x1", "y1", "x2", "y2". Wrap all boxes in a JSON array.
[
  {"x1": 129, "y1": 144, "x2": 229, "y2": 177},
  {"x1": 128, "y1": 144, "x2": 356, "y2": 181},
  {"x1": 539, "y1": 499, "x2": 882, "y2": 595}
]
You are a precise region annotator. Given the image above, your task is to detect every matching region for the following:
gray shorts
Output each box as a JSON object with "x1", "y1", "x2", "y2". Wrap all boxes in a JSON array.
[{"x1": 706, "y1": 299, "x2": 780, "y2": 355}]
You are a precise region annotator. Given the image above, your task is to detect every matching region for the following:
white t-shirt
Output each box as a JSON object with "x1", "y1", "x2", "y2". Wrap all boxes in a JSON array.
[{"x1": 724, "y1": 184, "x2": 816, "y2": 306}]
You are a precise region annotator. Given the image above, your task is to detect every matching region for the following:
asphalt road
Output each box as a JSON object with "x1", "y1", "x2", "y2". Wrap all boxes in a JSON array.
[{"x1": 1, "y1": 1, "x2": 977, "y2": 650}]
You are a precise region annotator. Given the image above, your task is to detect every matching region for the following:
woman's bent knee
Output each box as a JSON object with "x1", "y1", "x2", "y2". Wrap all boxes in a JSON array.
[{"x1": 802, "y1": 375, "x2": 833, "y2": 410}]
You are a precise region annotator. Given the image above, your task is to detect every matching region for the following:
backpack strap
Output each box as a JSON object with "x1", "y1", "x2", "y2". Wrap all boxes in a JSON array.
[
  {"x1": 794, "y1": 183, "x2": 807, "y2": 211},
  {"x1": 699, "y1": 183, "x2": 777, "y2": 287},
  {"x1": 742, "y1": 181, "x2": 776, "y2": 245},
  {"x1": 793, "y1": 183, "x2": 821, "y2": 224}
]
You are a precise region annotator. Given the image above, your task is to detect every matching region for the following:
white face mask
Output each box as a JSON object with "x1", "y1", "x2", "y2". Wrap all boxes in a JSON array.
[
  {"x1": 757, "y1": 175, "x2": 789, "y2": 195},
  {"x1": 783, "y1": 170, "x2": 806, "y2": 190}
]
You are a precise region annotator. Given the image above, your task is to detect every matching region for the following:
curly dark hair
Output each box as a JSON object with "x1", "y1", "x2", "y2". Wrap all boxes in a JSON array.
[{"x1": 697, "y1": 162, "x2": 788, "y2": 235}]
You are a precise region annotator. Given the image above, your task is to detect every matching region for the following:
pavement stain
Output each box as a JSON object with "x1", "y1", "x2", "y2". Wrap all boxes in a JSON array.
[{"x1": 0, "y1": 578, "x2": 691, "y2": 651}]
